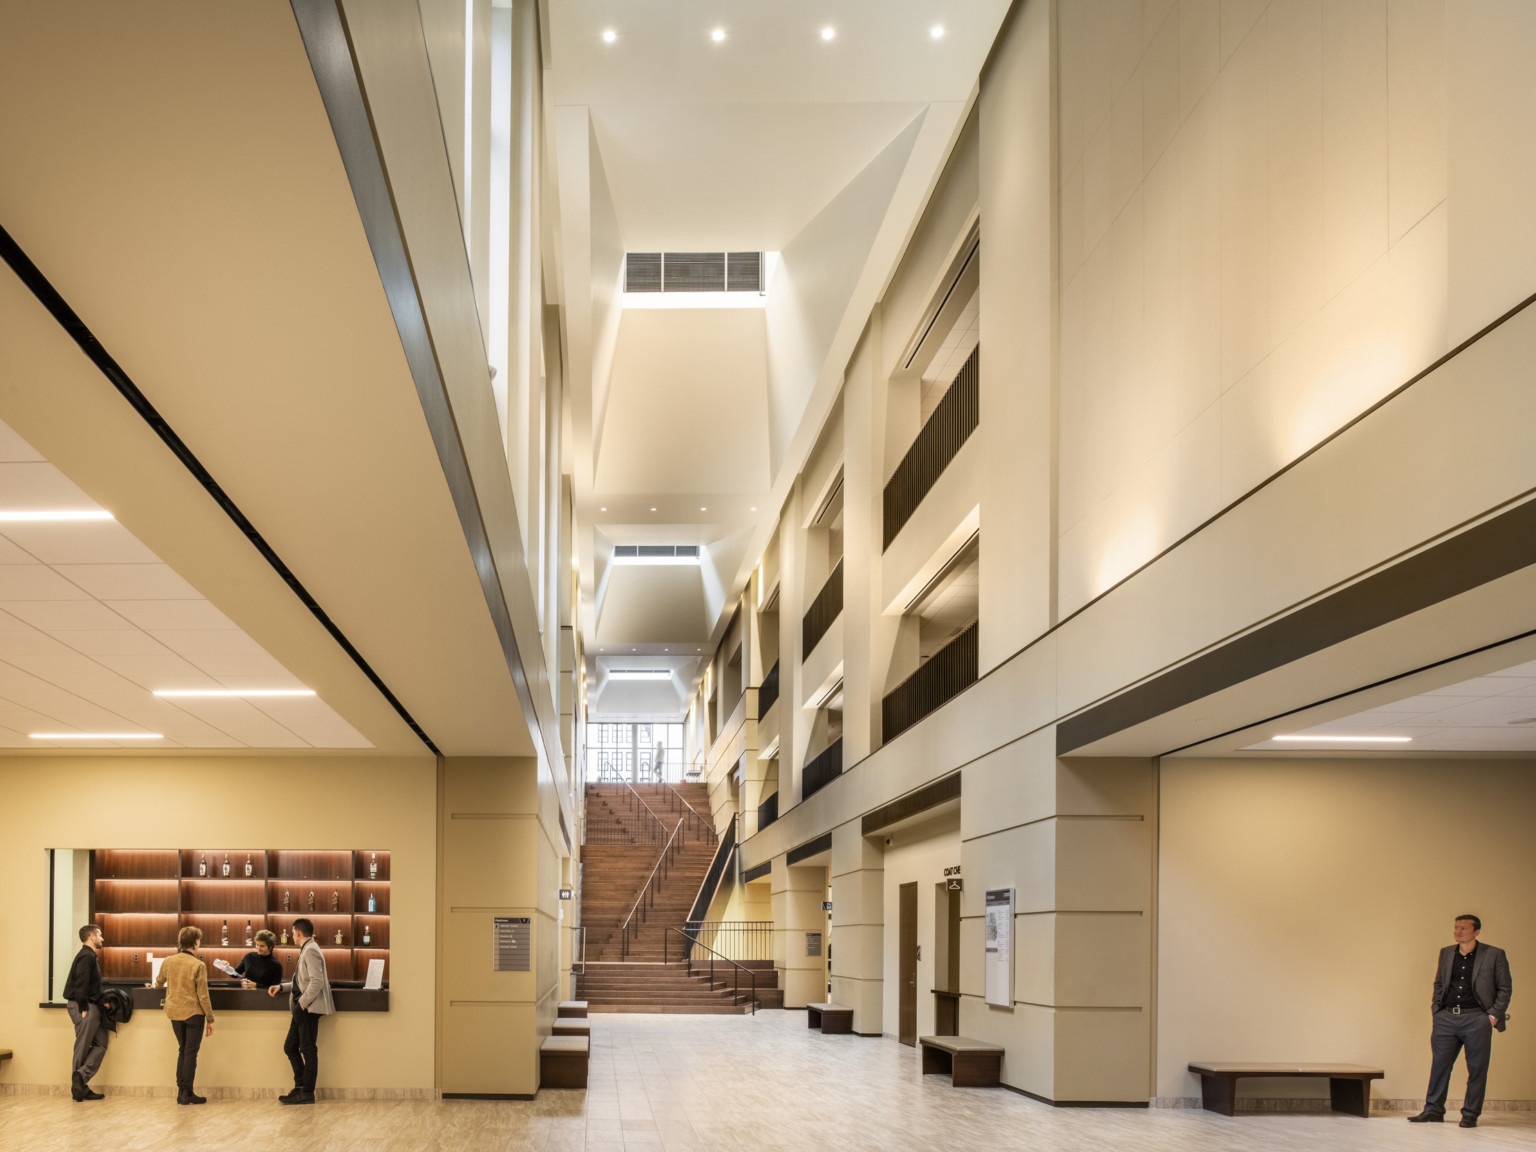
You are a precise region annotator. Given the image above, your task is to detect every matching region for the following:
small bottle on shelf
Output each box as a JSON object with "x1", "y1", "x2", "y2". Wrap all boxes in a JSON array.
[
  {"x1": 307, "y1": 890, "x2": 315, "y2": 912},
  {"x1": 280, "y1": 927, "x2": 289, "y2": 946},
  {"x1": 199, "y1": 854, "x2": 207, "y2": 877},
  {"x1": 367, "y1": 891, "x2": 376, "y2": 914},
  {"x1": 362, "y1": 924, "x2": 371, "y2": 946},
  {"x1": 330, "y1": 889, "x2": 339, "y2": 912},
  {"x1": 245, "y1": 920, "x2": 254, "y2": 947},
  {"x1": 334, "y1": 927, "x2": 344, "y2": 946},
  {"x1": 222, "y1": 854, "x2": 230, "y2": 878},
  {"x1": 221, "y1": 919, "x2": 229, "y2": 946},
  {"x1": 283, "y1": 889, "x2": 291, "y2": 911},
  {"x1": 244, "y1": 854, "x2": 253, "y2": 878},
  {"x1": 369, "y1": 852, "x2": 378, "y2": 880}
]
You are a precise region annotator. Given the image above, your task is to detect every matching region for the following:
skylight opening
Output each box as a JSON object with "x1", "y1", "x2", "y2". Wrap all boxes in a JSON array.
[
  {"x1": 623, "y1": 252, "x2": 777, "y2": 309},
  {"x1": 612, "y1": 545, "x2": 702, "y2": 566}
]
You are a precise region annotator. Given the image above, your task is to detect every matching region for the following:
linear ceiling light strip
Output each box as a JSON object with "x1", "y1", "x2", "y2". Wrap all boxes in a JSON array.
[{"x1": 0, "y1": 223, "x2": 441, "y2": 757}]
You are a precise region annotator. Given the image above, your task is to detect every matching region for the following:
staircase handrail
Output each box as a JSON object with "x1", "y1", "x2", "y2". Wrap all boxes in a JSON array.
[
  {"x1": 664, "y1": 926, "x2": 758, "y2": 1014},
  {"x1": 661, "y1": 780, "x2": 715, "y2": 839},
  {"x1": 618, "y1": 817, "x2": 686, "y2": 958},
  {"x1": 622, "y1": 781, "x2": 670, "y2": 841},
  {"x1": 685, "y1": 814, "x2": 736, "y2": 926}
]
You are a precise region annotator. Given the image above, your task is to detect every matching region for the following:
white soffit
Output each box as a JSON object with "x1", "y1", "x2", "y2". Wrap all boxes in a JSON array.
[
  {"x1": 1241, "y1": 660, "x2": 1536, "y2": 754},
  {"x1": 0, "y1": 420, "x2": 370, "y2": 751}
]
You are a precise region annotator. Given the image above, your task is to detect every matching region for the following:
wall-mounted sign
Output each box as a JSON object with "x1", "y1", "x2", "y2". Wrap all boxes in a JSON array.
[
  {"x1": 984, "y1": 889, "x2": 1014, "y2": 1008},
  {"x1": 946, "y1": 878, "x2": 963, "y2": 892},
  {"x1": 559, "y1": 888, "x2": 573, "y2": 900},
  {"x1": 492, "y1": 916, "x2": 532, "y2": 972},
  {"x1": 805, "y1": 932, "x2": 823, "y2": 957},
  {"x1": 821, "y1": 900, "x2": 833, "y2": 912},
  {"x1": 943, "y1": 865, "x2": 962, "y2": 877}
]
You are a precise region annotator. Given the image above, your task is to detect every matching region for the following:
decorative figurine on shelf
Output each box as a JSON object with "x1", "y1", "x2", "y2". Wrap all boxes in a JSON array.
[
  {"x1": 330, "y1": 889, "x2": 339, "y2": 912},
  {"x1": 221, "y1": 919, "x2": 229, "y2": 946},
  {"x1": 283, "y1": 889, "x2": 291, "y2": 912},
  {"x1": 307, "y1": 890, "x2": 316, "y2": 912},
  {"x1": 199, "y1": 854, "x2": 207, "y2": 877},
  {"x1": 222, "y1": 854, "x2": 230, "y2": 878},
  {"x1": 369, "y1": 852, "x2": 378, "y2": 880},
  {"x1": 367, "y1": 891, "x2": 376, "y2": 914},
  {"x1": 244, "y1": 854, "x2": 253, "y2": 878},
  {"x1": 334, "y1": 927, "x2": 344, "y2": 946},
  {"x1": 245, "y1": 920, "x2": 254, "y2": 947},
  {"x1": 362, "y1": 924, "x2": 371, "y2": 946}
]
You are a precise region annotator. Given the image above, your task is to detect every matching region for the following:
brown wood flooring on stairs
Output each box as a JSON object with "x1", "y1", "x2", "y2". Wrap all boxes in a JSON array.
[{"x1": 578, "y1": 783, "x2": 772, "y2": 1012}]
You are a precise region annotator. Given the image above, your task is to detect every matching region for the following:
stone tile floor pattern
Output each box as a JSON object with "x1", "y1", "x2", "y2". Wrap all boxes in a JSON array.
[{"x1": 3, "y1": 1010, "x2": 1533, "y2": 1150}]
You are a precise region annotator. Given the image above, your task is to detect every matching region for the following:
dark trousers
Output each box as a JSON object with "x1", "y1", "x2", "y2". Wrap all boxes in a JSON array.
[
  {"x1": 1425, "y1": 1008, "x2": 1494, "y2": 1118},
  {"x1": 284, "y1": 1008, "x2": 321, "y2": 1093},
  {"x1": 66, "y1": 1001, "x2": 109, "y2": 1083},
  {"x1": 170, "y1": 1015, "x2": 205, "y2": 1092}
]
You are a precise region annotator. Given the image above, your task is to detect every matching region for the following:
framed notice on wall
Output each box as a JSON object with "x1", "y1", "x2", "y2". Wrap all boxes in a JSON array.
[
  {"x1": 984, "y1": 888, "x2": 1014, "y2": 1008},
  {"x1": 492, "y1": 917, "x2": 532, "y2": 972}
]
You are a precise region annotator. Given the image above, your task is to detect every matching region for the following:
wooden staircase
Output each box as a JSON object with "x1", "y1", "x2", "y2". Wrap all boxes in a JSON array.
[{"x1": 578, "y1": 783, "x2": 771, "y2": 1012}]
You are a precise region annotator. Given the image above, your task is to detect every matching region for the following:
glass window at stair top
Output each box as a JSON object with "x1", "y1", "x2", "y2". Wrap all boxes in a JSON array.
[{"x1": 586, "y1": 722, "x2": 686, "y2": 783}]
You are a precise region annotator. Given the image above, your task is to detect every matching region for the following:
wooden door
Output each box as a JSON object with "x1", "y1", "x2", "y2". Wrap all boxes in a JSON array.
[{"x1": 898, "y1": 882, "x2": 918, "y2": 1046}]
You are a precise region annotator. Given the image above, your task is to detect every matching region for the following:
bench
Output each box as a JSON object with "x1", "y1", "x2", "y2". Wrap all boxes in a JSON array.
[
  {"x1": 552, "y1": 1018, "x2": 590, "y2": 1037},
  {"x1": 540, "y1": 1035, "x2": 589, "y2": 1089},
  {"x1": 806, "y1": 1003, "x2": 853, "y2": 1034},
  {"x1": 557, "y1": 1000, "x2": 588, "y2": 1019},
  {"x1": 920, "y1": 1036, "x2": 1003, "y2": 1087},
  {"x1": 1188, "y1": 1063, "x2": 1385, "y2": 1117}
]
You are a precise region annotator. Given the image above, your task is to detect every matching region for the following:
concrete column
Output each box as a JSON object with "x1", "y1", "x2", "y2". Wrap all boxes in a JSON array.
[
  {"x1": 958, "y1": 732, "x2": 1154, "y2": 1103},
  {"x1": 830, "y1": 820, "x2": 883, "y2": 1033},
  {"x1": 772, "y1": 856, "x2": 829, "y2": 1007},
  {"x1": 437, "y1": 756, "x2": 562, "y2": 1095},
  {"x1": 740, "y1": 755, "x2": 773, "y2": 838}
]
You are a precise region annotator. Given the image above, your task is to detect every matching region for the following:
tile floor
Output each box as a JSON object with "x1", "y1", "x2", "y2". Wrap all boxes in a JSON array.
[{"x1": 3, "y1": 1010, "x2": 1533, "y2": 1150}]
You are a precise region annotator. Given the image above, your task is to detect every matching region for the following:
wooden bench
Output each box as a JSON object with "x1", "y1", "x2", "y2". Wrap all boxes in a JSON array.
[
  {"x1": 540, "y1": 1035, "x2": 589, "y2": 1089},
  {"x1": 557, "y1": 1000, "x2": 588, "y2": 1019},
  {"x1": 920, "y1": 1036, "x2": 1004, "y2": 1087},
  {"x1": 1188, "y1": 1063, "x2": 1385, "y2": 1117},
  {"x1": 552, "y1": 1018, "x2": 590, "y2": 1037},
  {"x1": 806, "y1": 1003, "x2": 853, "y2": 1034}
]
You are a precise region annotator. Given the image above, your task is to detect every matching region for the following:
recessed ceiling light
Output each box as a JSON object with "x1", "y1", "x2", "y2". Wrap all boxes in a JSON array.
[
  {"x1": 31, "y1": 732, "x2": 163, "y2": 739},
  {"x1": 750, "y1": 507, "x2": 757, "y2": 511},
  {"x1": 821, "y1": 26, "x2": 835, "y2": 41},
  {"x1": 602, "y1": 28, "x2": 616, "y2": 43},
  {"x1": 0, "y1": 510, "x2": 114, "y2": 522},
  {"x1": 154, "y1": 689, "x2": 316, "y2": 698},
  {"x1": 650, "y1": 507, "x2": 657, "y2": 512},
  {"x1": 1272, "y1": 734, "x2": 1412, "y2": 743},
  {"x1": 930, "y1": 24, "x2": 945, "y2": 39},
  {"x1": 600, "y1": 506, "x2": 607, "y2": 512},
  {"x1": 700, "y1": 507, "x2": 707, "y2": 512},
  {"x1": 711, "y1": 27, "x2": 725, "y2": 42}
]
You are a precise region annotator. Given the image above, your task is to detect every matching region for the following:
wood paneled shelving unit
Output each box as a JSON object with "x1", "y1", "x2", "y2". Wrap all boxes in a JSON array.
[{"x1": 91, "y1": 849, "x2": 391, "y2": 986}]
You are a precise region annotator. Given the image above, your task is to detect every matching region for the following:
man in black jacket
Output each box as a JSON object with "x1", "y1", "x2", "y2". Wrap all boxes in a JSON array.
[
  {"x1": 62, "y1": 924, "x2": 109, "y2": 1101},
  {"x1": 1409, "y1": 914, "x2": 1513, "y2": 1128}
]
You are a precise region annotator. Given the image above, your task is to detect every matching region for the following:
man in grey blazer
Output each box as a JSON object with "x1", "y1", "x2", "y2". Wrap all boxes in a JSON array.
[
  {"x1": 267, "y1": 918, "x2": 335, "y2": 1105},
  {"x1": 1409, "y1": 914, "x2": 1512, "y2": 1128}
]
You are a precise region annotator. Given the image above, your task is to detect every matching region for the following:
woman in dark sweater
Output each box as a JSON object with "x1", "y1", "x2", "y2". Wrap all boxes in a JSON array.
[{"x1": 235, "y1": 930, "x2": 283, "y2": 989}]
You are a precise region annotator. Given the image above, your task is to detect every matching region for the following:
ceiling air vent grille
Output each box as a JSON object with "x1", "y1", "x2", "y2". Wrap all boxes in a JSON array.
[
  {"x1": 625, "y1": 253, "x2": 765, "y2": 294},
  {"x1": 613, "y1": 545, "x2": 701, "y2": 559},
  {"x1": 625, "y1": 252, "x2": 663, "y2": 292}
]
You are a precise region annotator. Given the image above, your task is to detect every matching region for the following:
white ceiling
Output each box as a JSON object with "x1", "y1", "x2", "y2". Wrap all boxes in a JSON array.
[
  {"x1": 0, "y1": 419, "x2": 369, "y2": 750},
  {"x1": 1242, "y1": 660, "x2": 1536, "y2": 754}
]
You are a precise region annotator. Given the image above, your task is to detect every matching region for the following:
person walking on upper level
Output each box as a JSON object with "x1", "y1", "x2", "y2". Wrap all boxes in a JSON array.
[
  {"x1": 1409, "y1": 915, "x2": 1512, "y2": 1128},
  {"x1": 155, "y1": 925, "x2": 216, "y2": 1104},
  {"x1": 267, "y1": 917, "x2": 334, "y2": 1104},
  {"x1": 63, "y1": 924, "x2": 109, "y2": 1101}
]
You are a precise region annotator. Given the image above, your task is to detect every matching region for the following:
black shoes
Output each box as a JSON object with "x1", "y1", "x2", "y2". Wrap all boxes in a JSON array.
[
  {"x1": 71, "y1": 1073, "x2": 85, "y2": 1102},
  {"x1": 1461, "y1": 1117, "x2": 1478, "y2": 1128},
  {"x1": 279, "y1": 1091, "x2": 316, "y2": 1106},
  {"x1": 81, "y1": 1089, "x2": 104, "y2": 1101},
  {"x1": 1408, "y1": 1111, "x2": 1444, "y2": 1122},
  {"x1": 178, "y1": 1090, "x2": 207, "y2": 1105}
]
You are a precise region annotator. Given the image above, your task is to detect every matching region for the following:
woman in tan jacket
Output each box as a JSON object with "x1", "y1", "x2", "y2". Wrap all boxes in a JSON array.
[{"x1": 154, "y1": 926, "x2": 215, "y2": 1104}]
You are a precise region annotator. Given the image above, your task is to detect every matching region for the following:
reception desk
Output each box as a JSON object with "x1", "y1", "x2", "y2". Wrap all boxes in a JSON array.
[{"x1": 42, "y1": 985, "x2": 389, "y2": 1012}]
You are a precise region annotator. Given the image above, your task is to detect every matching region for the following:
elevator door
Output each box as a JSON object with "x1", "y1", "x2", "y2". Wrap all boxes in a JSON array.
[{"x1": 898, "y1": 882, "x2": 918, "y2": 1046}]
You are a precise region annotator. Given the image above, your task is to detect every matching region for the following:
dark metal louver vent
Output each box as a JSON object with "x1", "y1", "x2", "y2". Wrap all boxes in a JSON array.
[
  {"x1": 625, "y1": 252, "x2": 765, "y2": 294},
  {"x1": 663, "y1": 252, "x2": 726, "y2": 292},
  {"x1": 625, "y1": 252, "x2": 662, "y2": 292},
  {"x1": 726, "y1": 251, "x2": 762, "y2": 292},
  {"x1": 613, "y1": 545, "x2": 701, "y2": 559}
]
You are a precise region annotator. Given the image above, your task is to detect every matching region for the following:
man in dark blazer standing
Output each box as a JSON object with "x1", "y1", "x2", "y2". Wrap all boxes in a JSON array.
[{"x1": 1409, "y1": 915, "x2": 1512, "y2": 1127}]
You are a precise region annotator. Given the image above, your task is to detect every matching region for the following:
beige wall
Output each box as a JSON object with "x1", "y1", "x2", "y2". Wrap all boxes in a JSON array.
[
  {"x1": 879, "y1": 813, "x2": 961, "y2": 1040},
  {"x1": 0, "y1": 755, "x2": 437, "y2": 1095},
  {"x1": 1158, "y1": 756, "x2": 1536, "y2": 1105}
]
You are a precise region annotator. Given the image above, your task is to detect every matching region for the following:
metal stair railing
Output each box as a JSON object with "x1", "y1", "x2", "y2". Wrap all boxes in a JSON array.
[{"x1": 664, "y1": 926, "x2": 759, "y2": 1014}]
